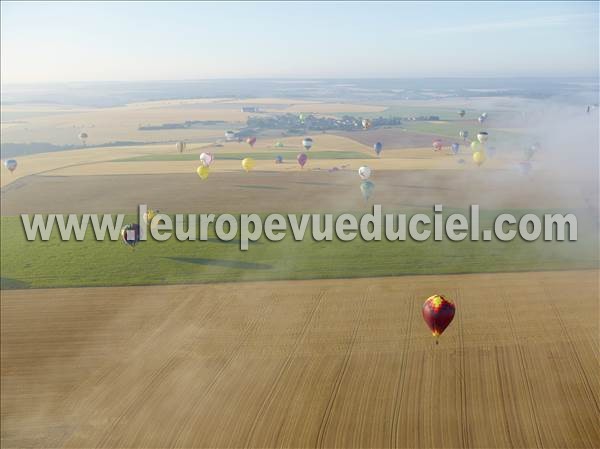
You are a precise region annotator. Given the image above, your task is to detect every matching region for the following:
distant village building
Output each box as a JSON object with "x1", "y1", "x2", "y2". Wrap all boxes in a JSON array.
[{"x1": 241, "y1": 107, "x2": 260, "y2": 113}]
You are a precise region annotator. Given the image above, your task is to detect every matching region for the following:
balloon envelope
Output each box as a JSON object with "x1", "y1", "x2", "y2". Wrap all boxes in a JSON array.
[
  {"x1": 297, "y1": 152, "x2": 308, "y2": 168},
  {"x1": 176, "y1": 141, "x2": 186, "y2": 153},
  {"x1": 358, "y1": 165, "x2": 371, "y2": 180},
  {"x1": 477, "y1": 132, "x2": 489, "y2": 143},
  {"x1": 275, "y1": 155, "x2": 283, "y2": 164},
  {"x1": 451, "y1": 143, "x2": 460, "y2": 155},
  {"x1": 121, "y1": 223, "x2": 141, "y2": 247},
  {"x1": 459, "y1": 130, "x2": 469, "y2": 140},
  {"x1": 4, "y1": 159, "x2": 17, "y2": 172},
  {"x1": 362, "y1": 119, "x2": 371, "y2": 130},
  {"x1": 374, "y1": 142, "x2": 383, "y2": 156},
  {"x1": 199, "y1": 152, "x2": 213, "y2": 167},
  {"x1": 458, "y1": 110, "x2": 466, "y2": 118},
  {"x1": 197, "y1": 165, "x2": 210, "y2": 180},
  {"x1": 143, "y1": 208, "x2": 157, "y2": 226},
  {"x1": 433, "y1": 140, "x2": 443, "y2": 151},
  {"x1": 246, "y1": 137, "x2": 257, "y2": 147},
  {"x1": 422, "y1": 294, "x2": 455, "y2": 338},
  {"x1": 242, "y1": 157, "x2": 255, "y2": 172},
  {"x1": 302, "y1": 137, "x2": 313, "y2": 150},
  {"x1": 471, "y1": 141, "x2": 483, "y2": 152},
  {"x1": 473, "y1": 151, "x2": 486, "y2": 166}
]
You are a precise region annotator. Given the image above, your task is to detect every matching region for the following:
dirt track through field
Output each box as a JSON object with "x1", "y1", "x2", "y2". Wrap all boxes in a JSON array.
[
  {"x1": 1, "y1": 271, "x2": 598, "y2": 448},
  {"x1": 2, "y1": 168, "x2": 595, "y2": 215}
]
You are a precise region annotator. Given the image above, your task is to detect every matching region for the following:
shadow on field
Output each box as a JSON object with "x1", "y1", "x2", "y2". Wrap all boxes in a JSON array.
[
  {"x1": 166, "y1": 257, "x2": 272, "y2": 270},
  {"x1": 205, "y1": 237, "x2": 262, "y2": 246},
  {"x1": 0, "y1": 277, "x2": 31, "y2": 289}
]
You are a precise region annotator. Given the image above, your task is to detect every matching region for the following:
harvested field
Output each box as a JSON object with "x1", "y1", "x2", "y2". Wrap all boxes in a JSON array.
[
  {"x1": 1, "y1": 271, "x2": 598, "y2": 448},
  {"x1": 336, "y1": 129, "x2": 444, "y2": 149},
  {"x1": 2, "y1": 168, "x2": 595, "y2": 215}
]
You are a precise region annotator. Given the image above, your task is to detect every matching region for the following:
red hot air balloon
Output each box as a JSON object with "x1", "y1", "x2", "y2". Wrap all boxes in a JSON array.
[
  {"x1": 432, "y1": 139, "x2": 443, "y2": 151},
  {"x1": 246, "y1": 137, "x2": 257, "y2": 147},
  {"x1": 422, "y1": 294, "x2": 455, "y2": 343}
]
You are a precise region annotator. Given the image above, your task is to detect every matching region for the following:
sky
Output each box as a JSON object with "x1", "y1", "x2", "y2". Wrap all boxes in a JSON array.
[{"x1": 1, "y1": 1, "x2": 598, "y2": 83}]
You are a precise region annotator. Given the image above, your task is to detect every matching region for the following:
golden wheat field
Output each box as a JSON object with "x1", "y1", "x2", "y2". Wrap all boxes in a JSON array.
[{"x1": 1, "y1": 270, "x2": 599, "y2": 448}]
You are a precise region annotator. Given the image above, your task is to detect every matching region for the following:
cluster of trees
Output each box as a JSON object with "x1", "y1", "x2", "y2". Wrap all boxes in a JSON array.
[
  {"x1": 247, "y1": 114, "x2": 402, "y2": 132},
  {"x1": 139, "y1": 120, "x2": 225, "y2": 131}
]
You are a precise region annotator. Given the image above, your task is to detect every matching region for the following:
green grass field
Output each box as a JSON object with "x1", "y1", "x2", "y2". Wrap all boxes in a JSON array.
[
  {"x1": 116, "y1": 150, "x2": 372, "y2": 162},
  {"x1": 400, "y1": 121, "x2": 523, "y2": 142},
  {"x1": 1, "y1": 209, "x2": 597, "y2": 289}
]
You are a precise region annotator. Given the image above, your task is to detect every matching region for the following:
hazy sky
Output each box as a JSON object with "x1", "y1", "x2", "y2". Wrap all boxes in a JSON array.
[{"x1": 1, "y1": 1, "x2": 598, "y2": 83}]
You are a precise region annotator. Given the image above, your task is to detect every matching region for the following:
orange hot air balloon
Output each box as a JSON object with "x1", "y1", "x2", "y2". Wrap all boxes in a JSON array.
[{"x1": 422, "y1": 294, "x2": 455, "y2": 343}]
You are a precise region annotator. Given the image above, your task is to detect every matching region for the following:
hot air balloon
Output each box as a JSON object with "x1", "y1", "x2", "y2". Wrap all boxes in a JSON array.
[
  {"x1": 302, "y1": 137, "x2": 313, "y2": 151},
  {"x1": 121, "y1": 223, "x2": 141, "y2": 248},
  {"x1": 358, "y1": 165, "x2": 371, "y2": 180},
  {"x1": 374, "y1": 142, "x2": 383, "y2": 157},
  {"x1": 473, "y1": 151, "x2": 486, "y2": 167},
  {"x1": 199, "y1": 152, "x2": 213, "y2": 167},
  {"x1": 360, "y1": 180, "x2": 374, "y2": 201},
  {"x1": 471, "y1": 140, "x2": 484, "y2": 153},
  {"x1": 78, "y1": 132, "x2": 88, "y2": 145},
  {"x1": 422, "y1": 294, "x2": 455, "y2": 343},
  {"x1": 477, "y1": 132, "x2": 489, "y2": 143},
  {"x1": 197, "y1": 165, "x2": 210, "y2": 180},
  {"x1": 176, "y1": 141, "x2": 186, "y2": 153},
  {"x1": 299, "y1": 113, "x2": 305, "y2": 124},
  {"x1": 481, "y1": 112, "x2": 488, "y2": 119},
  {"x1": 275, "y1": 155, "x2": 283, "y2": 164},
  {"x1": 246, "y1": 137, "x2": 257, "y2": 147},
  {"x1": 459, "y1": 130, "x2": 469, "y2": 141},
  {"x1": 451, "y1": 143, "x2": 460, "y2": 155},
  {"x1": 362, "y1": 118, "x2": 372, "y2": 130},
  {"x1": 242, "y1": 157, "x2": 255, "y2": 172},
  {"x1": 524, "y1": 143, "x2": 539, "y2": 161},
  {"x1": 4, "y1": 159, "x2": 17, "y2": 173},
  {"x1": 478, "y1": 115, "x2": 486, "y2": 124},
  {"x1": 143, "y1": 208, "x2": 158, "y2": 226},
  {"x1": 225, "y1": 131, "x2": 236, "y2": 141},
  {"x1": 275, "y1": 141, "x2": 284, "y2": 148},
  {"x1": 458, "y1": 109, "x2": 466, "y2": 118},
  {"x1": 297, "y1": 152, "x2": 308, "y2": 168},
  {"x1": 433, "y1": 139, "x2": 443, "y2": 151}
]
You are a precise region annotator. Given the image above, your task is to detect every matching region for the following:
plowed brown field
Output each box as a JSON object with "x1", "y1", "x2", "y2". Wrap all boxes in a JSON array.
[{"x1": 2, "y1": 270, "x2": 598, "y2": 448}]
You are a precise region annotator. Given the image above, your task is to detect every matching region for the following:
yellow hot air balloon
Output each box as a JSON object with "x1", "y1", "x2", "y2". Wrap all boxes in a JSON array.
[
  {"x1": 197, "y1": 165, "x2": 210, "y2": 180},
  {"x1": 242, "y1": 157, "x2": 255, "y2": 172},
  {"x1": 473, "y1": 151, "x2": 486, "y2": 167},
  {"x1": 143, "y1": 208, "x2": 157, "y2": 226}
]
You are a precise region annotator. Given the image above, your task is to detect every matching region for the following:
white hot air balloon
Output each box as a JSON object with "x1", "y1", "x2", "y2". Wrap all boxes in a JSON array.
[
  {"x1": 302, "y1": 137, "x2": 313, "y2": 151},
  {"x1": 358, "y1": 166, "x2": 371, "y2": 180},
  {"x1": 199, "y1": 152, "x2": 214, "y2": 167}
]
